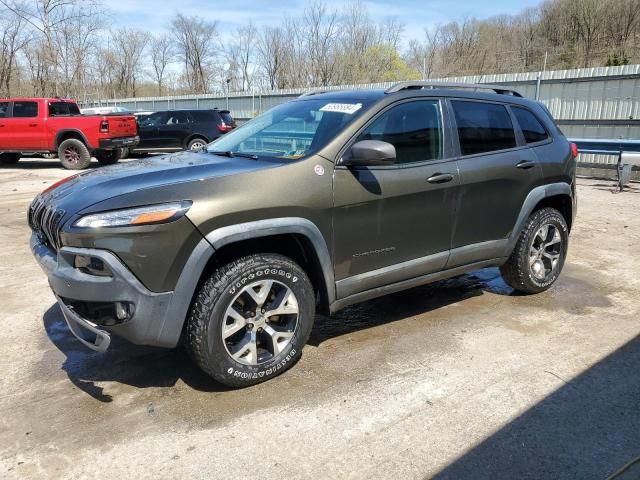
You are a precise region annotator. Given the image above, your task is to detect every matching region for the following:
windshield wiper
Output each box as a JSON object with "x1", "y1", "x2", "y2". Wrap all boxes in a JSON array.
[{"x1": 209, "y1": 150, "x2": 259, "y2": 160}]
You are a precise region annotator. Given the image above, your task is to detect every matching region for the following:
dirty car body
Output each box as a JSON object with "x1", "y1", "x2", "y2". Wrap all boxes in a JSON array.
[{"x1": 29, "y1": 83, "x2": 577, "y2": 386}]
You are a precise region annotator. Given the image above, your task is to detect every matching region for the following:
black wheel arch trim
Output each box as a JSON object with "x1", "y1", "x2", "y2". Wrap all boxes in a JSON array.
[
  {"x1": 505, "y1": 182, "x2": 572, "y2": 256},
  {"x1": 55, "y1": 129, "x2": 90, "y2": 149},
  {"x1": 155, "y1": 217, "x2": 335, "y2": 348},
  {"x1": 204, "y1": 218, "x2": 336, "y2": 304}
]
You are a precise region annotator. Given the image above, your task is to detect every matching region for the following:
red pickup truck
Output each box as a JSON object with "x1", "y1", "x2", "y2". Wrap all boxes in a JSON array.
[{"x1": 0, "y1": 98, "x2": 139, "y2": 170}]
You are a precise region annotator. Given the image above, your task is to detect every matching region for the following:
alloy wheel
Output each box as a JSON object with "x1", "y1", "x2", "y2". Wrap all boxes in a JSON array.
[
  {"x1": 529, "y1": 223, "x2": 563, "y2": 280},
  {"x1": 63, "y1": 146, "x2": 81, "y2": 164},
  {"x1": 222, "y1": 280, "x2": 299, "y2": 366}
]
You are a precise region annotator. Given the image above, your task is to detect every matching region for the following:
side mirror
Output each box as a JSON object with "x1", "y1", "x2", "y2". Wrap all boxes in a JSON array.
[{"x1": 342, "y1": 140, "x2": 396, "y2": 167}]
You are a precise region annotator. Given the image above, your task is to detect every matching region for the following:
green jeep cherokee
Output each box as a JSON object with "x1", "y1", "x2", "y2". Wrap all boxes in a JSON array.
[{"x1": 30, "y1": 82, "x2": 577, "y2": 387}]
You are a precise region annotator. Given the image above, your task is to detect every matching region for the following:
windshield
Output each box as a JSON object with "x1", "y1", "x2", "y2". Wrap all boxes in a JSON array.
[{"x1": 206, "y1": 98, "x2": 372, "y2": 160}]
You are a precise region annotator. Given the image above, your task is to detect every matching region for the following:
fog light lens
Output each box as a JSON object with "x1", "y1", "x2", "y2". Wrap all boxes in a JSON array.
[{"x1": 74, "y1": 255, "x2": 111, "y2": 276}]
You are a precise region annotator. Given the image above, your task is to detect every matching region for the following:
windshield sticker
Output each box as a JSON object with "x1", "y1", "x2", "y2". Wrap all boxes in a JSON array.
[{"x1": 320, "y1": 103, "x2": 362, "y2": 115}]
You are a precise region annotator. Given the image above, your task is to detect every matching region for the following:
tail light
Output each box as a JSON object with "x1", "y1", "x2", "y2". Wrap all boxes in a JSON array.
[
  {"x1": 570, "y1": 142, "x2": 578, "y2": 159},
  {"x1": 99, "y1": 120, "x2": 109, "y2": 133},
  {"x1": 217, "y1": 123, "x2": 232, "y2": 133}
]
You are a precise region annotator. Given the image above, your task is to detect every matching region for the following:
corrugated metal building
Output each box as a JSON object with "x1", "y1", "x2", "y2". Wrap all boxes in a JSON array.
[{"x1": 86, "y1": 64, "x2": 640, "y2": 165}]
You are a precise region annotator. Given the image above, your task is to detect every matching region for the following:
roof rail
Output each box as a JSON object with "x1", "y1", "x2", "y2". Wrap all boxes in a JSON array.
[
  {"x1": 298, "y1": 90, "x2": 331, "y2": 98},
  {"x1": 385, "y1": 81, "x2": 522, "y2": 97}
]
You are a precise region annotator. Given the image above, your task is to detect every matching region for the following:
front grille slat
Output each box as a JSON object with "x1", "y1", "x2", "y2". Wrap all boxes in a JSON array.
[{"x1": 28, "y1": 196, "x2": 65, "y2": 250}]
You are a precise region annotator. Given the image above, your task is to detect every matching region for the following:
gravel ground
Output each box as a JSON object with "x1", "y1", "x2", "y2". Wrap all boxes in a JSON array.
[{"x1": 1, "y1": 158, "x2": 639, "y2": 480}]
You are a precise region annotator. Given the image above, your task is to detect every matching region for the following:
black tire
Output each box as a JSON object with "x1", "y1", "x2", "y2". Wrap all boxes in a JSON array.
[
  {"x1": 58, "y1": 139, "x2": 91, "y2": 170},
  {"x1": 186, "y1": 253, "x2": 315, "y2": 387},
  {"x1": 0, "y1": 153, "x2": 20, "y2": 164},
  {"x1": 500, "y1": 207, "x2": 569, "y2": 294},
  {"x1": 95, "y1": 148, "x2": 122, "y2": 165},
  {"x1": 187, "y1": 137, "x2": 208, "y2": 151}
]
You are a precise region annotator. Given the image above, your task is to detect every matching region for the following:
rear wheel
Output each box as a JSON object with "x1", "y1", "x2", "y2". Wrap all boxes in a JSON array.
[
  {"x1": 58, "y1": 139, "x2": 91, "y2": 170},
  {"x1": 95, "y1": 148, "x2": 122, "y2": 165},
  {"x1": 187, "y1": 137, "x2": 207, "y2": 151},
  {"x1": 186, "y1": 253, "x2": 315, "y2": 387},
  {"x1": 500, "y1": 207, "x2": 568, "y2": 294},
  {"x1": 0, "y1": 153, "x2": 20, "y2": 165}
]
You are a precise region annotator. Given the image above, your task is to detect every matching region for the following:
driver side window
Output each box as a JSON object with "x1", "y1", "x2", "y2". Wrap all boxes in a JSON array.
[{"x1": 356, "y1": 100, "x2": 442, "y2": 164}]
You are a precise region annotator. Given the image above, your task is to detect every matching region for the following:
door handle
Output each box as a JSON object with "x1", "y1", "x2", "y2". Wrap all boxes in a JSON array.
[
  {"x1": 516, "y1": 160, "x2": 536, "y2": 169},
  {"x1": 427, "y1": 173, "x2": 454, "y2": 184},
  {"x1": 29, "y1": 123, "x2": 38, "y2": 127}
]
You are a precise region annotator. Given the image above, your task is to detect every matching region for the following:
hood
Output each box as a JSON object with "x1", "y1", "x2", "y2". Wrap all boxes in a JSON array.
[{"x1": 39, "y1": 151, "x2": 277, "y2": 215}]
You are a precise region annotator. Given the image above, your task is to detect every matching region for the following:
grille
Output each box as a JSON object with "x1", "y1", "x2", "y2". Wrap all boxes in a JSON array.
[{"x1": 28, "y1": 197, "x2": 65, "y2": 250}]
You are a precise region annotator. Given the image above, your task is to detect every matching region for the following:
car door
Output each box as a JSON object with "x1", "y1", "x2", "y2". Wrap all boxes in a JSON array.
[
  {"x1": 332, "y1": 98, "x2": 460, "y2": 299},
  {"x1": 137, "y1": 112, "x2": 166, "y2": 149},
  {"x1": 5, "y1": 101, "x2": 45, "y2": 150},
  {"x1": 159, "y1": 111, "x2": 191, "y2": 148},
  {"x1": 0, "y1": 101, "x2": 10, "y2": 149},
  {"x1": 447, "y1": 99, "x2": 542, "y2": 268}
]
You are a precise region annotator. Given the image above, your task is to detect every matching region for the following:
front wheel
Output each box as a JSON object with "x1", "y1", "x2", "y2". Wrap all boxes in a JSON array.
[
  {"x1": 186, "y1": 253, "x2": 315, "y2": 387},
  {"x1": 95, "y1": 148, "x2": 122, "y2": 165},
  {"x1": 500, "y1": 207, "x2": 569, "y2": 294}
]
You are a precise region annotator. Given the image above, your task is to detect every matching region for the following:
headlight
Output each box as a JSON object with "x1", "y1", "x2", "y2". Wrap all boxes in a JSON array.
[{"x1": 74, "y1": 201, "x2": 192, "y2": 228}]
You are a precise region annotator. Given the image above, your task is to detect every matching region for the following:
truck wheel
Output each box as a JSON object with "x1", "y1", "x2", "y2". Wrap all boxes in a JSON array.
[
  {"x1": 95, "y1": 148, "x2": 122, "y2": 165},
  {"x1": 186, "y1": 253, "x2": 315, "y2": 387},
  {"x1": 187, "y1": 138, "x2": 207, "y2": 151},
  {"x1": 58, "y1": 139, "x2": 91, "y2": 170},
  {"x1": 500, "y1": 207, "x2": 569, "y2": 294},
  {"x1": 0, "y1": 153, "x2": 21, "y2": 164}
]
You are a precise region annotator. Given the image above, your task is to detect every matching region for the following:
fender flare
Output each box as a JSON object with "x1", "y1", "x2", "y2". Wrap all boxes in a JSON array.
[
  {"x1": 154, "y1": 217, "x2": 335, "y2": 347},
  {"x1": 55, "y1": 129, "x2": 91, "y2": 149},
  {"x1": 505, "y1": 182, "x2": 572, "y2": 255}
]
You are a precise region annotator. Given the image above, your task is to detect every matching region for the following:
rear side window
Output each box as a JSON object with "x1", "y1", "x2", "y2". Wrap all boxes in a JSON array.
[
  {"x1": 190, "y1": 110, "x2": 217, "y2": 123},
  {"x1": 451, "y1": 100, "x2": 516, "y2": 156},
  {"x1": 13, "y1": 101, "x2": 38, "y2": 118},
  {"x1": 0, "y1": 102, "x2": 8, "y2": 118},
  {"x1": 219, "y1": 111, "x2": 234, "y2": 125},
  {"x1": 49, "y1": 102, "x2": 80, "y2": 116},
  {"x1": 356, "y1": 100, "x2": 442, "y2": 164},
  {"x1": 166, "y1": 111, "x2": 191, "y2": 124},
  {"x1": 512, "y1": 107, "x2": 548, "y2": 144}
]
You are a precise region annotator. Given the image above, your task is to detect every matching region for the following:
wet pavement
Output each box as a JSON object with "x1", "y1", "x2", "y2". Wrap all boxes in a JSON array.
[{"x1": 1, "y1": 159, "x2": 639, "y2": 479}]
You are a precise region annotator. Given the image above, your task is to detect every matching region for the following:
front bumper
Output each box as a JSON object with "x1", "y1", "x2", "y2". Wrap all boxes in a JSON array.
[
  {"x1": 30, "y1": 233, "x2": 174, "y2": 351},
  {"x1": 98, "y1": 136, "x2": 139, "y2": 149}
]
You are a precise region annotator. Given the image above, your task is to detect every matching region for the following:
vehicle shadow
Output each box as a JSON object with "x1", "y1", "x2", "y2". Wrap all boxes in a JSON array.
[
  {"x1": 309, "y1": 267, "x2": 515, "y2": 346},
  {"x1": 42, "y1": 267, "x2": 512, "y2": 401},
  {"x1": 431, "y1": 334, "x2": 640, "y2": 480},
  {"x1": 42, "y1": 305, "x2": 231, "y2": 402}
]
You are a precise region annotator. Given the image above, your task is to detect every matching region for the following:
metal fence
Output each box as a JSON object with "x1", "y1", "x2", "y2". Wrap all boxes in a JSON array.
[{"x1": 84, "y1": 64, "x2": 640, "y2": 166}]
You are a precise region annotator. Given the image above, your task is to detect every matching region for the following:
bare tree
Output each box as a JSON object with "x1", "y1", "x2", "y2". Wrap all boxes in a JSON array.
[
  {"x1": 0, "y1": 0, "x2": 101, "y2": 95},
  {"x1": 0, "y1": 8, "x2": 29, "y2": 96},
  {"x1": 303, "y1": 2, "x2": 339, "y2": 86},
  {"x1": 108, "y1": 28, "x2": 149, "y2": 97},
  {"x1": 150, "y1": 34, "x2": 175, "y2": 95},
  {"x1": 257, "y1": 26, "x2": 286, "y2": 89},
  {"x1": 171, "y1": 13, "x2": 218, "y2": 94}
]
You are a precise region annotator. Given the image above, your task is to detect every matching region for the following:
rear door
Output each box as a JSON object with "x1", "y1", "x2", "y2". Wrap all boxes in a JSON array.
[
  {"x1": 6, "y1": 101, "x2": 45, "y2": 149},
  {"x1": 137, "y1": 112, "x2": 166, "y2": 149},
  {"x1": 333, "y1": 98, "x2": 460, "y2": 297},
  {"x1": 448, "y1": 99, "x2": 542, "y2": 268},
  {"x1": 158, "y1": 111, "x2": 192, "y2": 148}
]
